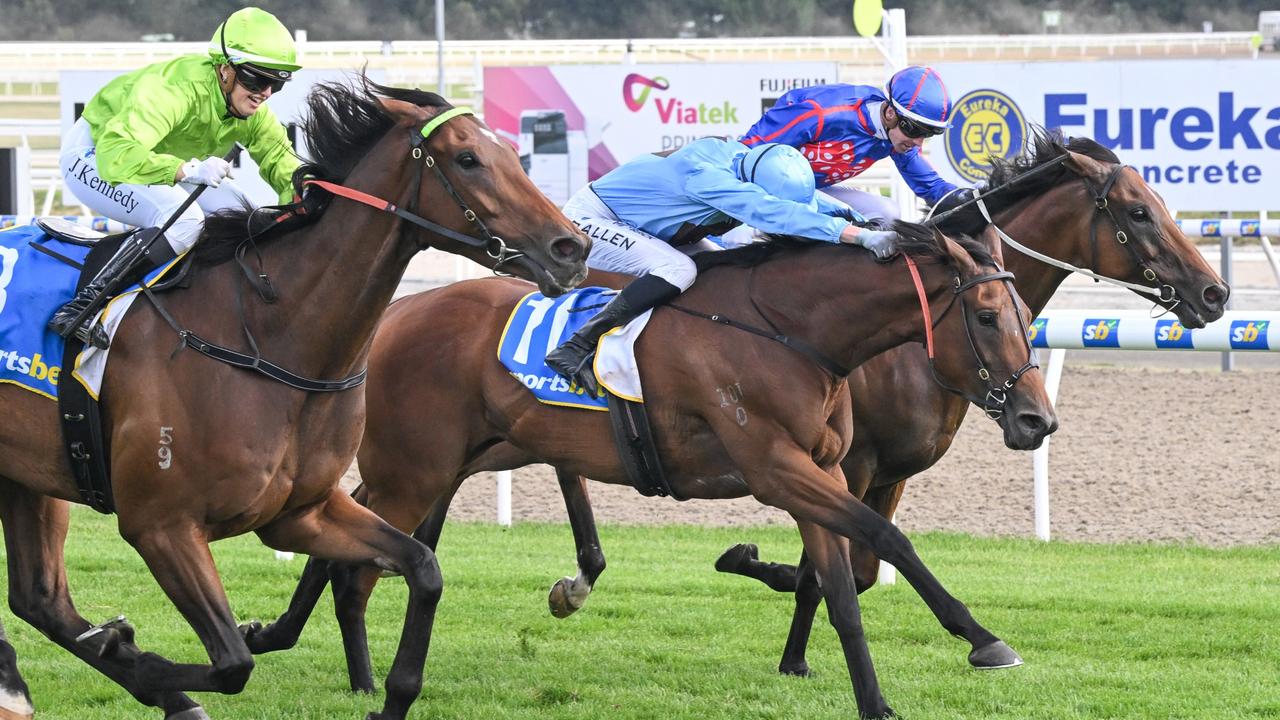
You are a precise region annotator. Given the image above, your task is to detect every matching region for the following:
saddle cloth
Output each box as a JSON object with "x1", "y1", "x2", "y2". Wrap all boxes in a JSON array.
[
  {"x1": 0, "y1": 223, "x2": 177, "y2": 400},
  {"x1": 497, "y1": 286, "x2": 651, "y2": 411}
]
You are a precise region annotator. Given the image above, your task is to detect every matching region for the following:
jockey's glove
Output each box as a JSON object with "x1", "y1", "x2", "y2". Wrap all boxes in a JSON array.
[
  {"x1": 849, "y1": 228, "x2": 899, "y2": 260},
  {"x1": 180, "y1": 156, "x2": 234, "y2": 188}
]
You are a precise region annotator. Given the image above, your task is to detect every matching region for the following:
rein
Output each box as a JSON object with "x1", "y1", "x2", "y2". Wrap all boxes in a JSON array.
[
  {"x1": 930, "y1": 154, "x2": 1180, "y2": 311},
  {"x1": 903, "y1": 256, "x2": 1037, "y2": 420},
  {"x1": 145, "y1": 105, "x2": 495, "y2": 393}
]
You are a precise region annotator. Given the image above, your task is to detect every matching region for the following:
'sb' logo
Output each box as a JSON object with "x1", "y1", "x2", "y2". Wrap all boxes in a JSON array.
[
  {"x1": 945, "y1": 89, "x2": 1027, "y2": 184},
  {"x1": 1229, "y1": 320, "x2": 1269, "y2": 349},
  {"x1": 1155, "y1": 319, "x2": 1193, "y2": 348},
  {"x1": 1200, "y1": 221, "x2": 1221, "y2": 237},
  {"x1": 1026, "y1": 317, "x2": 1048, "y2": 348},
  {"x1": 1082, "y1": 318, "x2": 1120, "y2": 347},
  {"x1": 1241, "y1": 221, "x2": 1260, "y2": 237}
]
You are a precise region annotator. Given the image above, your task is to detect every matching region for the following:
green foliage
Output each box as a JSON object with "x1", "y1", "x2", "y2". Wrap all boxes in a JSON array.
[
  {"x1": 0, "y1": 0, "x2": 1265, "y2": 41},
  {"x1": 1, "y1": 511, "x2": 1277, "y2": 718}
]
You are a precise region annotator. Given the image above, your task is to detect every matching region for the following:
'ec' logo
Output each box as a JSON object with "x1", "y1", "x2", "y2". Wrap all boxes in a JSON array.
[{"x1": 945, "y1": 89, "x2": 1027, "y2": 184}]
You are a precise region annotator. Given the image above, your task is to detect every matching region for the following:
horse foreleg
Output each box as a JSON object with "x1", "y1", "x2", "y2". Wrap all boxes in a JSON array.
[
  {"x1": 750, "y1": 452, "x2": 1019, "y2": 674},
  {"x1": 850, "y1": 481, "x2": 907, "y2": 593},
  {"x1": 240, "y1": 555, "x2": 332, "y2": 655},
  {"x1": 548, "y1": 469, "x2": 606, "y2": 619},
  {"x1": 794, "y1": 520, "x2": 894, "y2": 719},
  {"x1": 0, "y1": 482, "x2": 202, "y2": 718},
  {"x1": 258, "y1": 489, "x2": 442, "y2": 720}
]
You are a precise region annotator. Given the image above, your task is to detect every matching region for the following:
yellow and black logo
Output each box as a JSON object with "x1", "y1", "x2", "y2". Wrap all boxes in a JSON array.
[{"x1": 945, "y1": 89, "x2": 1027, "y2": 184}]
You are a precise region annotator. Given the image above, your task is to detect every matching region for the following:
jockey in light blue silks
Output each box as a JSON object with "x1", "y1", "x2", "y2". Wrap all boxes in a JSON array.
[
  {"x1": 740, "y1": 65, "x2": 977, "y2": 226},
  {"x1": 545, "y1": 137, "x2": 899, "y2": 394}
]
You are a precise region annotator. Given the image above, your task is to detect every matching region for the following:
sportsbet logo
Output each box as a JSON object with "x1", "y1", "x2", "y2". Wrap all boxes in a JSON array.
[
  {"x1": 1081, "y1": 318, "x2": 1120, "y2": 347},
  {"x1": 1229, "y1": 320, "x2": 1269, "y2": 349},
  {"x1": 946, "y1": 89, "x2": 1028, "y2": 183},
  {"x1": 0, "y1": 349, "x2": 61, "y2": 386},
  {"x1": 1026, "y1": 317, "x2": 1048, "y2": 348},
  {"x1": 1154, "y1": 319, "x2": 1193, "y2": 348}
]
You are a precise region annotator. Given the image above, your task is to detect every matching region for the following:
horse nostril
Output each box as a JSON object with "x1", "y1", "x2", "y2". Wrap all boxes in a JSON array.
[
  {"x1": 552, "y1": 236, "x2": 584, "y2": 263},
  {"x1": 1017, "y1": 412, "x2": 1053, "y2": 438},
  {"x1": 1202, "y1": 283, "x2": 1228, "y2": 310}
]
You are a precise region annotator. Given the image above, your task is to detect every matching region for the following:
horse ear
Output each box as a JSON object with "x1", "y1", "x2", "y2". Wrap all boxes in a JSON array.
[
  {"x1": 1063, "y1": 149, "x2": 1106, "y2": 180},
  {"x1": 934, "y1": 229, "x2": 978, "y2": 274},
  {"x1": 379, "y1": 97, "x2": 429, "y2": 124},
  {"x1": 977, "y1": 225, "x2": 1006, "y2": 266}
]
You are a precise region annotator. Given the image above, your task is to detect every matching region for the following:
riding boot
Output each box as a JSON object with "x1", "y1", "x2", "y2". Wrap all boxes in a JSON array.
[
  {"x1": 546, "y1": 274, "x2": 681, "y2": 396},
  {"x1": 48, "y1": 227, "x2": 170, "y2": 349}
]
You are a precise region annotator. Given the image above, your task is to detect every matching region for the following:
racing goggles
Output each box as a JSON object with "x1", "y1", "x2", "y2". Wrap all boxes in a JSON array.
[
  {"x1": 896, "y1": 114, "x2": 946, "y2": 139},
  {"x1": 233, "y1": 65, "x2": 287, "y2": 94}
]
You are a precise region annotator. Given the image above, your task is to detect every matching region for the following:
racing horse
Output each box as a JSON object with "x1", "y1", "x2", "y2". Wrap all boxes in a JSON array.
[
  {"x1": 708, "y1": 130, "x2": 1230, "y2": 675},
  {"x1": 0, "y1": 77, "x2": 588, "y2": 720},
  {"x1": 246, "y1": 222, "x2": 1058, "y2": 719}
]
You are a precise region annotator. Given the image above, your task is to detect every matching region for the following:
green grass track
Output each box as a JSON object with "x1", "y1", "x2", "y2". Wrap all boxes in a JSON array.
[{"x1": 2, "y1": 510, "x2": 1277, "y2": 719}]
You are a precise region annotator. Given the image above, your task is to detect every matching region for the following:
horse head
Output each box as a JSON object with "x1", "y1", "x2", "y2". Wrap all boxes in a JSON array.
[
  {"x1": 1059, "y1": 144, "x2": 1227, "y2": 327},
  {"x1": 902, "y1": 222, "x2": 1058, "y2": 450},
  {"x1": 305, "y1": 79, "x2": 589, "y2": 297}
]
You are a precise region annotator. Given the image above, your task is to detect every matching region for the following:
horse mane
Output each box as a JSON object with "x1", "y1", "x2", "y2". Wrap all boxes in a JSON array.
[
  {"x1": 934, "y1": 125, "x2": 1119, "y2": 238},
  {"x1": 195, "y1": 76, "x2": 451, "y2": 266},
  {"x1": 694, "y1": 220, "x2": 996, "y2": 274}
]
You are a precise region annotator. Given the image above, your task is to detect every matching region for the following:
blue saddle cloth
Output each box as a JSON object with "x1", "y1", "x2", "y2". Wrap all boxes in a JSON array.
[
  {"x1": 497, "y1": 286, "x2": 615, "y2": 411},
  {"x1": 0, "y1": 223, "x2": 172, "y2": 401},
  {"x1": 0, "y1": 225, "x2": 95, "y2": 399}
]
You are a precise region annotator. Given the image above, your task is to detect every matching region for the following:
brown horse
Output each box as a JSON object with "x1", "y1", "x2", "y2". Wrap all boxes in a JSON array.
[
  {"x1": 707, "y1": 131, "x2": 1230, "y2": 675},
  {"x1": 0, "y1": 78, "x2": 587, "y2": 720},
  {"x1": 248, "y1": 222, "x2": 1057, "y2": 719}
]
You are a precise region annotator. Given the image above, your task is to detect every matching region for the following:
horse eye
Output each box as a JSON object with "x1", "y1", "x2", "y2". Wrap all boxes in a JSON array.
[
  {"x1": 1129, "y1": 206, "x2": 1150, "y2": 223},
  {"x1": 456, "y1": 151, "x2": 479, "y2": 169},
  {"x1": 977, "y1": 311, "x2": 997, "y2": 327}
]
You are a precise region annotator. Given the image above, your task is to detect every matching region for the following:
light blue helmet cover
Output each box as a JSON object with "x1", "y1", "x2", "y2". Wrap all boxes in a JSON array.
[{"x1": 736, "y1": 143, "x2": 817, "y2": 210}]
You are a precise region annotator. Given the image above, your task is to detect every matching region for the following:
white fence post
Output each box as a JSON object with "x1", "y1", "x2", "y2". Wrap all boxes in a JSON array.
[
  {"x1": 877, "y1": 513, "x2": 897, "y2": 586},
  {"x1": 1033, "y1": 348, "x2": 1067, "y2": 541},
  {"x1": 496, "y1": 470, "x2": 512, "y2": 526}
]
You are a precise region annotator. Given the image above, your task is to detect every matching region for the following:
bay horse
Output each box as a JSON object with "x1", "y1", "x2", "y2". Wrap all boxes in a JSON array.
[
  {"x1": 247, "y1": 222, "x2": 1058, "y2": 719},
  {"x1": 0, "y1": 78, "x2": 587, "y2": 720},
  {"x1": 707, "y1": 130, "x2": 1230, "y2": 676}
]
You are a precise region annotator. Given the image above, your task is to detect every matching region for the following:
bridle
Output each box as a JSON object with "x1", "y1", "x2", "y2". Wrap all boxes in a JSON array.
[
  {"x1": 304, "y1": 106, "x2": 525, "y2": 273},
  {"x1": 904, "y1": 255, "x2": 1037, "y2": 420},
  {"x1": 929, "y1": 154, "x2": 1182, "y2": 314}
]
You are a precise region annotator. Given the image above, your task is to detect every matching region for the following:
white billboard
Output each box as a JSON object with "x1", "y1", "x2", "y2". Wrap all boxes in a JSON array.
[
  {"x1": 59, "y1": 69, "x2": 384, "y2": 208},
  {"x1": 484, "y1": 63, "x2": 839, "y2": 205},
  {"x1": 928, "y1": 60, "x2": 1280, "y2": 211}
]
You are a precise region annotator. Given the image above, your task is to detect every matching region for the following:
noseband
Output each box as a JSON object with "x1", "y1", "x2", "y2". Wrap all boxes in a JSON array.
[
  {"x1": 904, "y1": 256, "x2": 1037, "y2": 420},
  {"x1": 305, "y1": 106, "x2": 524, "y2": 271}
]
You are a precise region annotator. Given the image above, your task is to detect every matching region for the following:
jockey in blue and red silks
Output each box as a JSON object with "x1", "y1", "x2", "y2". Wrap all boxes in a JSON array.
[{"x1": 741, "y1": 65, "x2": 977, "y2": 226}]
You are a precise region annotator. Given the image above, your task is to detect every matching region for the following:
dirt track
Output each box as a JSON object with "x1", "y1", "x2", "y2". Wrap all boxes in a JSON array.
[{"x1": 344, "y1": 364, "x2": 1280, "y2": 548}]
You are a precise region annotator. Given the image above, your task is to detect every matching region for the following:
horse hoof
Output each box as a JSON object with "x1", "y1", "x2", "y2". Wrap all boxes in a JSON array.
[
  {"x1": 0, "y1": 710, "x2": 33, "y2": 720},
  {"x1": 714, "y1": 543, "x2": 758, "y2": 573},
  {"x1": 0, "y1": 697, "x2": 34, "y2": 720},
  {"x1": 548, "y1": 577, "x2": 581, "y2": 619},
  {"x1": 166, "y1": 706, "x2": 211, "y2": 720},
  {"x1": 969, "y1": 640, "x2": 1023, "y2": 669},
  {"x1": 778, "y1": 661, "x2": 810, "y2": 677}
]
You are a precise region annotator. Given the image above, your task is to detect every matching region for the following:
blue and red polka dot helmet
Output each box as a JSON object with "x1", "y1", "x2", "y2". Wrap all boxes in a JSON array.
[{"x1": 885, "y1": 66, "x2": 952, "y2": 130}]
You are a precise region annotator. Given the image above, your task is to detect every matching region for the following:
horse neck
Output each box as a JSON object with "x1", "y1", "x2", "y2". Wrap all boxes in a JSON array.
[
  {"x1": 745, "y1": 249, "x2": 951, "y2": 373},
  {"x1": 992, "y1": 184, "x2": 1091, "y2": 316},
  {"x1": 254, "y1": 142, "x2": 418, "y2": 378}
]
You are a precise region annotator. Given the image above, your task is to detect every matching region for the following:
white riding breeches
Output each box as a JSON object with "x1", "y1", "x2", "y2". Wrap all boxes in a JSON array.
[
  {"x1": 821, "y1": 185, "x2": 901, "y2": 225},
  {"x1": 562, "y1": 187, "x2": 718, "y2": 291},
  {"x1": 60, "y1": 117, "x2": 256, "y2": 255}
]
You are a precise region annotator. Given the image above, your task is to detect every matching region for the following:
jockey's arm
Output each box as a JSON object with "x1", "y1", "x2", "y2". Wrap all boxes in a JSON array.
[
  {"x1": 683, "y1": 163, "x2": 845, "y2": 243},
  {"x1": 245, "y1": 107, "x2": 301, "y2": 204},
  {"x1": 892, "y1": 146, "x2": 958, "y2": 206},
  {"x1": 92, "y1": 74, "x2": 188, "y2": 187}
]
